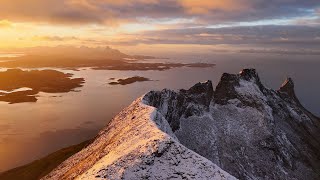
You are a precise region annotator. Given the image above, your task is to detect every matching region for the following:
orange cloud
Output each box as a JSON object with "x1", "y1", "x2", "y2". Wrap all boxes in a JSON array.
[
  {"x1": 0, "y1": 0, "x2": 318, "y2": 27},
  {"x1": 32, "y1": 35, "x2": 79, "y2": 41},
  {"x1": 67, "y1": 0, "x2": 99, "y2": 10},
  {"x1": 0, "y1": 0, "x2": 106, "y2": 25},
  {"x1": 67, "y1": 0, "x2": 159, "y2": 9},
  {"x1": 179, "y1": 0, "x2": 248, "y2": 14},
  {"x1": 94, "y1": 0, "x2": 159, "y2": 6},
  {"x1": 0, "y1": 20, "x2": 13, "y2": 28}
]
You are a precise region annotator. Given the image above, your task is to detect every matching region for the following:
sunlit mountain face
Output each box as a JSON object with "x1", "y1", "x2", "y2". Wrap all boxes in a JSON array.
[{"x1": 0, "y1": 0, "x2": 320, "y2": 176}]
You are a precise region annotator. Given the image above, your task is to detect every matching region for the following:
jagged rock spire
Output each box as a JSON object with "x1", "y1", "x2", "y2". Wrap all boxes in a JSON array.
[
  {"x1": 239, "y1": 68, "x2": 260, "y2": 81},
  {"x1": 144, "y1": 80, "x2": 214, "y2": 132},
  {"x1": 278, "y1": 77, "x2": 304, "y2": 107},
  {"x1": 180, "y1": 80, "x2": 213, "y2": 107},
  {"x1": 279, "y1": 78, "x2": 295, "y2": 96},
  {"x1": 214, "y1": 68, "x2": 265, "y2": 105}
]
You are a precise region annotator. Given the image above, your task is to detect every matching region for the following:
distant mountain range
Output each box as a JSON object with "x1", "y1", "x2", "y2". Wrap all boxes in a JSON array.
[{"x1": 0, "y1": 46, "x2": 214, "y2": 71}]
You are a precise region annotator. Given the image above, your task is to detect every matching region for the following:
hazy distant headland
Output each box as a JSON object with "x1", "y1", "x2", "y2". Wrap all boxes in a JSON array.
[
  {"x1": 0, "y1": 69, "x2": 84, "y2": 104},
  {"x1": 0, "y1": 46, "x2": 215, "y2": 71}
]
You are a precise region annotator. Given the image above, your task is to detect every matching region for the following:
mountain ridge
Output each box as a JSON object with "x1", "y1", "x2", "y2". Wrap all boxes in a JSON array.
[
  {"x1": 2, "y1": 68, "x2": 319, "y2": 180},
  {"x1": 144, "y1": 69, "x2": 320, "y2": 179},
  {"x1": 42, "y1": 97, "x2": 236, "y2": 180},
  {"x1": 44, "y1": 68, "x2": 320, "y2": 179}
]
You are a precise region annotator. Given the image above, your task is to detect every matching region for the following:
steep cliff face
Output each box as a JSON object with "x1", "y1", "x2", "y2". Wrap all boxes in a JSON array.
[
  {"x1": 44, "y1": 69, "x2": 319, "y2": 180},
  {"x1": 144, "y1": 80, "x2": 213, "y2": 132},
  {"x1": 143, "y1": 69, "x2": 320, "y2": 180}
]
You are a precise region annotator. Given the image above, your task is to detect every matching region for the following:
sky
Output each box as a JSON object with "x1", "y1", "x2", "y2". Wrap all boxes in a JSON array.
[{"x1": 0, "y1": 0, "x2": 319, "y2": 53}]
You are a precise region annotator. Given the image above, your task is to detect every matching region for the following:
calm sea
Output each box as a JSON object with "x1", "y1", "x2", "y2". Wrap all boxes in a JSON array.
[{"x1": 0, "y1": 52, "x2": 319, "y2": 172}]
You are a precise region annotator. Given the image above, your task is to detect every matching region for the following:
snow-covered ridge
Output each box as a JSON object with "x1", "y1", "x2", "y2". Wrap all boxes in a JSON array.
[
  {"x1": 44, "y1": 69, "x2": 319, "y2": 180},
  {"x1": 43, "y1": 98, "x2": 236, "y2": 180}
]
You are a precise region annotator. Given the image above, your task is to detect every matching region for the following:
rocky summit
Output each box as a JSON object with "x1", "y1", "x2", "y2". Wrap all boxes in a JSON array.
[{"x1": 44, "y1": 69, "x2": 319, "y2": 180}]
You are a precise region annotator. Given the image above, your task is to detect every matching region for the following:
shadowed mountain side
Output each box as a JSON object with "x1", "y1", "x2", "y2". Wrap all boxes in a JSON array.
[
  {"x1": 144, "y1": 69, "x2": 320, "y2": 179},
  {"x1": 0, "y1": 69, "x2": 84, "y2": 104},
  {"x1": 0, "y1": 140, "x2": 92, "y2": 180}
]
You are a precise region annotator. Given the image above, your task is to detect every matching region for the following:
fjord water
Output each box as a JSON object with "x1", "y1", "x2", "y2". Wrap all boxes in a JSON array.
[{"x1": 0, "y1": 52, "x2": 319, "y2": 172}]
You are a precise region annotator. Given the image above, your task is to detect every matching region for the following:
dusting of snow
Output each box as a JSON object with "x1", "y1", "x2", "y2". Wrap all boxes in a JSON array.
[
  {"x1": 43, "y1": 97, "x2": 236, "y2": 180},
  {"x1": 235, "y1": 78, "x2": 266, "y2": 102},
  {"x1": 141, "y1": 70, "x2": 320, "y2": 179}
]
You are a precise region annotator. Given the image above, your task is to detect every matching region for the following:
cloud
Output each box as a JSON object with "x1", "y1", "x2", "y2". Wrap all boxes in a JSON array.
[
  {"x1": 293, "y1": 18, "x2": 320, "y2": 26},
  {"x1": 0, "y1": 20, "x2": 13, "y2": 28},
  {"x1": 106, "y1": 25, "x2": 320, "y2": 49},
  {"x1": 178, "y1": 0, "x2": 248, "y2": 14},
  {"x1": 10, "y1": 24, "x2": 320, "y2": 51},
  {"x1": 0, "y1": 0, "x2": 319, "y2": 25},
  {"x1": 0, "y1": 124, "x2": 12, "y2": 132},
  {"x1": 0, "y1": 0, "x2": 107, "y2": 25},
  {"x1": 292, "y1": 8, "x2": 320, "y2": 26},
  {"x1": 33, "y1": 35, "x2": 79, "y2": 41},
  {"x1": 237, "y1": 48, "x2": 320, "y2": 55}
]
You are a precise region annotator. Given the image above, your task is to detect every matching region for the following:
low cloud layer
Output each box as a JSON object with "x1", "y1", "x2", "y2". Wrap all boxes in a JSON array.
[
  {"x1": 28, "y1": 25, "x2": 320, "y2": 51},
  {"x1": 111, "y1": 25, "x2": 320, "y2": 48}
]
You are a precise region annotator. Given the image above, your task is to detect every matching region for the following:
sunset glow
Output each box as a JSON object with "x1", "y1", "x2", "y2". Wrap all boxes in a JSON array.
[
  {"x1": 0, "y1": 0, "x2": 319, "y2": 52},
  {"x1": 0, "y1": 1, "x2": 320, "y2": 177}
]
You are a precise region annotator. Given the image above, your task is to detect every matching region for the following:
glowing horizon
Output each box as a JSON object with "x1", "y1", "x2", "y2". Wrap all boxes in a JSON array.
[{"x1": 0, "y1": 1, "x2": 319, "y2": 51}]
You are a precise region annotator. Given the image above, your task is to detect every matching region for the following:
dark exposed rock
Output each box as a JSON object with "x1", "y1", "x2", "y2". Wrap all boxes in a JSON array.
[
  {"x1": 279, "y1": 78, "x2": 299, "y2": 103},
  {"x1": 214, "y1": 73, "x2": 239, "y2": 105},
  {"x1": 181, "y1": 80, "x2": 214, "y2": 107},
  {"x1": 143, "y1": 81, "x2": 213, "y2": 132},
  {"x1": 279, "y1": 78, "x2": 295, "y2": 95},
  {"x1": 144, "y1": 69, "x2": 320, "y2": 180},
  {"x1": 214, "y1": 69, "x2": 267, "y2": 110}
]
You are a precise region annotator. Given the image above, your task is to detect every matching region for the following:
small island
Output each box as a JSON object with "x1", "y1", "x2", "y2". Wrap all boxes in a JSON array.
[
  {"x1": 108, "y1": 76, "x2": 152, "y2": 85},
  {"x1": 0, "y1": 69, "x2": 84, "y2": 104}
]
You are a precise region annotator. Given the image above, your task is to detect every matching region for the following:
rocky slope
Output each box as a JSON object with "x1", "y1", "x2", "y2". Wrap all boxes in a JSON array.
[
  {"x1": 144, "y1": 69, "x2": 320, "y2": 180},
  {"x1": 44, "y1": 69, "x2": 319, "y2": 180}
]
